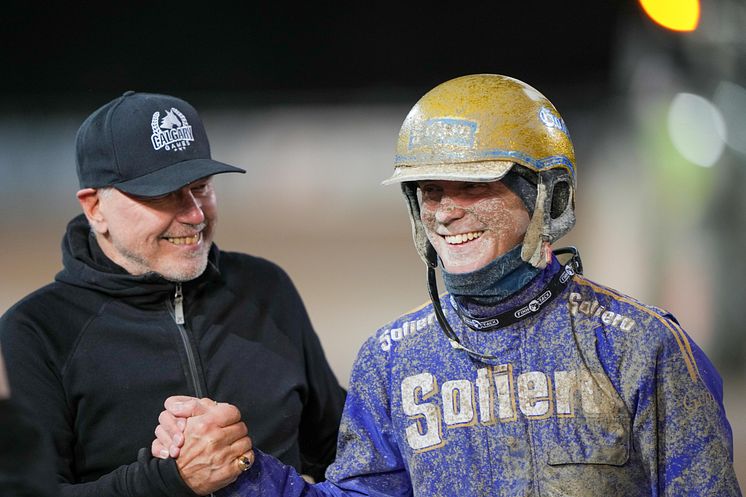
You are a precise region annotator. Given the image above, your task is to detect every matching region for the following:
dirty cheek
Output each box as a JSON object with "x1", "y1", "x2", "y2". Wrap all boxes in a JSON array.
[{"x1": 473, "y1": 197, "x2": 528, "y2": 250}]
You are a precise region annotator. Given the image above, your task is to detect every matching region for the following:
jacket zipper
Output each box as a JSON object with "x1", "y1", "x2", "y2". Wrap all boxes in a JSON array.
[
  {"x1": 172, "y1": 284, "x2": 214, "y2": 497},
  {"x1": 170, "y1": 283, "x2": 203, "y2": 398}
]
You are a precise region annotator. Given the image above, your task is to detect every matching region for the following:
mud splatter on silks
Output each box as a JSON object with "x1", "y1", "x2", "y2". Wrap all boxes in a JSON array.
[{"x1": 219, "y1": 257, "x2": 741, "y2": 497}]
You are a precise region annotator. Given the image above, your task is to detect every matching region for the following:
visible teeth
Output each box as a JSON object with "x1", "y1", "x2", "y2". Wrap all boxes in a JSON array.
[
  {"x1": 444, "y1": 231, "x2": 483, "y2": 245},
  {"x1": 166, "y1": 233, "x2": 201, "y2": 245}
]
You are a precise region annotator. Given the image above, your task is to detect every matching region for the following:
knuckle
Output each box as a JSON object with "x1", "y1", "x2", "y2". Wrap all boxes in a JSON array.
[
  {"x1": 158, "y1": 410, "x2": 169, "y2": 423},
  {"x1": 239, "y1": 437, "x2": 252, "y2": 453},
  {"x1": 192, "y1": 419, "x2": 208, "y2": 435},
  {"x1": 220, "y1": 404, "x2": 240, "y2": 421}
]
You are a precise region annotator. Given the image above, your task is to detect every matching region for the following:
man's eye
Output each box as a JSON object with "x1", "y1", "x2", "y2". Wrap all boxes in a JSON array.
[{"x1": 134, "y1": 193, "x2": 170, "y2": 203}]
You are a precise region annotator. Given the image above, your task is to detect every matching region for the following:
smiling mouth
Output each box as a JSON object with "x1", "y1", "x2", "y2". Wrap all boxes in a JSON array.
[
  {"x1": 164, "y1": 233, "x2": 202, "y2": 245},
  {"x1": 444, "y1": 231, "x2": 484, "y2": 245}
]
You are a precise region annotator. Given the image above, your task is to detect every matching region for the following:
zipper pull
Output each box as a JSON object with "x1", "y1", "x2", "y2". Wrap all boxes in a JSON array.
[{"x1": 174, "y1": 283, "x2": 185, "y2": 325}]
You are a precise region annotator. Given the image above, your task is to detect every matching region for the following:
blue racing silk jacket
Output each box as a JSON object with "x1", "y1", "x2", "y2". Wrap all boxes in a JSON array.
[{"x1": 219, "y1": 258, "x2": 742, "y2": 497}]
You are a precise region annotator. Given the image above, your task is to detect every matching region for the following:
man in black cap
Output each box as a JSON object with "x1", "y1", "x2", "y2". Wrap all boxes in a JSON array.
[{"x1": 0, "y1": 92, "x2": 346, "y2": 496}]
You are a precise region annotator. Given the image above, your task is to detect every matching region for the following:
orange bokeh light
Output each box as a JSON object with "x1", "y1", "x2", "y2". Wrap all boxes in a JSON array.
[{"x1": 639, "y1": 0, "x2": 700, "y2": 32}]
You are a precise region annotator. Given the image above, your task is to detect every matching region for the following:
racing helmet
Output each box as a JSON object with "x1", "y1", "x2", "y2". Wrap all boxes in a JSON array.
[{"x1": 383, "y1": 74, "x2": 576, "y2": 269}]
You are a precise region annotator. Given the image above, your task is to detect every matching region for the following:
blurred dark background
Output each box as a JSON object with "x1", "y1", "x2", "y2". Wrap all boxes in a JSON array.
[{"x1": 1, "y1": 2, "x2": 631, "y2": 105}]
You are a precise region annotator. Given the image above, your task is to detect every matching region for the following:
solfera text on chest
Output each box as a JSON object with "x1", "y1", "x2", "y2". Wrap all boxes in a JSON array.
[{"x1": 401, "y1": 365, "x2": 623, "y2": 452}]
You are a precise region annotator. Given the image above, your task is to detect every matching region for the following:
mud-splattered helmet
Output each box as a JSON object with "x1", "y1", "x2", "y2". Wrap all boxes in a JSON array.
[{"x1": 383, "y1": 74, "x2": 576, "y2": 268}]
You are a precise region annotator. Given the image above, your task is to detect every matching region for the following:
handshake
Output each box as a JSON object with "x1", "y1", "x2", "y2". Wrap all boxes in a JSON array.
[{"x1": 151, "y1": 396, "x2": 255, "y2": 496}]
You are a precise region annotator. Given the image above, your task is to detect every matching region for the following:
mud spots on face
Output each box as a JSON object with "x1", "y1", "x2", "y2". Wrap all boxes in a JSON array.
[{"x1": 418, "y1": 181, "x2": 530, "y2": 273}]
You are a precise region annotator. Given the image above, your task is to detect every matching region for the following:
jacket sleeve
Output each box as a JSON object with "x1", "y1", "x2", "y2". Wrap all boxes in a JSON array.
[
  {"x1": 58, "y1": 451, "x2": 200, "y2": 497},
  {"x1": 277, "y1": 270, "x2": 347, "y2": 482},
  {"x1": 216, "y1": 450, "x2": 333, "y2": 497},
  {"x1": 322, "y1": 336, "x2": 412, "y2": 495},
  {"x1": 0, "y1": 312, "x2": 199, "y2": 497},
  {"x1": 0, "y1": 397, "x2": 57, "y2": 497},
  {"x1": 217, "y1": 337, "x2": 412, "y2": 497},
  {"x1": 634, "y1": 317, "x2": 741, "y2": 496}
]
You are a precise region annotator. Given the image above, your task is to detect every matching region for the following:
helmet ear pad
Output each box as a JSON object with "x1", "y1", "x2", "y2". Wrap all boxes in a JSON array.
[
  {"x1": 521, "y1": 168, "x2": 576, "y2": 268},
  {"x1": 402, "y1": 182, "x2": 438, "y2": 268},
  {"x1": 544, "y1": 170, "x2": 575, "y2": 244},
  {"x1": 550, "y1": 179, "x2": 572, "y2": 219}
]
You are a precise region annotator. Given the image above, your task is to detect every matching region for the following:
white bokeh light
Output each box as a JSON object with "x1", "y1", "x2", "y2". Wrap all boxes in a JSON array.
[
  {"x1": 714, "y1": 80, "x2": 746, "y2": 156},
  {"x1": 667, "y1": 92, "x2": 726, "y2": 167}
]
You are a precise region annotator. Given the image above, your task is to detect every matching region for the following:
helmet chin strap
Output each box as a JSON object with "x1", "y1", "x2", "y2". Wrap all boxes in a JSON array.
[
  {"x1": 424, "y1": 247, "x2": 484, "y2": 356},
  {"x1": 427, "y1": 264, "x2": 500, "y2": 361},
  {"x1": 426, "y1": 245, "x2": 582, "y2": 362}
]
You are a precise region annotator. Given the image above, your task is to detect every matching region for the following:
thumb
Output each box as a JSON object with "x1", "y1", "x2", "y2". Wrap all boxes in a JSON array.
[{"x1": 164, "y1": 395, "x2": 208, "y2": 417}]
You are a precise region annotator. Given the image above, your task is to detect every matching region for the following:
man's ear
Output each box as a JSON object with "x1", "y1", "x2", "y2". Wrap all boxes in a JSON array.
[{"x1": 76, "y1": 188, "x2": 107, "y2": 234}]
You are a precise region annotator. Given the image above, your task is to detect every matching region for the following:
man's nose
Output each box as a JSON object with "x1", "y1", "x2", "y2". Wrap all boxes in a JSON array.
[
  {"x1": 175, "y1": 188, "x2": 205, "y2": 225},
  {"x1": 434, "y1": 195, "x2": 466, "y2": 224}
]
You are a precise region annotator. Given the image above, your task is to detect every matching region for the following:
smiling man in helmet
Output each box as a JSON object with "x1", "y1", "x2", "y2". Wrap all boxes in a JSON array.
[{"x1": 153, "y1": 75, "x2": 741, "y2": 496}]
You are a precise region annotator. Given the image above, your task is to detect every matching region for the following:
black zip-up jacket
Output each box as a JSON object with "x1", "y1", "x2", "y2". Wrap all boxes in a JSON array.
[
  {"x1": 0, "y1": 214, "x2": 346, "y2": 496},
  {"x1": 0, "y1": 397, "x2": 57, "y2": 497}
]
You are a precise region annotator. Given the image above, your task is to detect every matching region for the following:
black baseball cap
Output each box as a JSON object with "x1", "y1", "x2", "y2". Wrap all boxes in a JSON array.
[{"x1": 75, "y1": 91, "x2": 245, "y2": 197}]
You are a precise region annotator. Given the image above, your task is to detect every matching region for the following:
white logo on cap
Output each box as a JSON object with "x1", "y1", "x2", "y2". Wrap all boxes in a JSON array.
[{"x1": 150, "y1": 108, "x2": 194, "y2": 151}]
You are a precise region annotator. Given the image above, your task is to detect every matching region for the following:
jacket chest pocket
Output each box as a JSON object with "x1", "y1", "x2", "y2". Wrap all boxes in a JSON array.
[
  {"x1": 544, "y1": 414, "x2": 629, "y2": 466},
  {"x1": 535, "y1": 415, "x2": 645, "y2": 497}
]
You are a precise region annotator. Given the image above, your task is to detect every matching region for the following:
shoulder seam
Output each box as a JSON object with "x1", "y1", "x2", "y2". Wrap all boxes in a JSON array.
[
  {"x1": 398, "y1": 296, "x2": 438, "y2": 317},
  {"x1": 574, "y1": 277, "x2": 700, "y2": 382}
]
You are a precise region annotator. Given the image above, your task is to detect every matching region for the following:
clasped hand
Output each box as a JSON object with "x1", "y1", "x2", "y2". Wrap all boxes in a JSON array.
[{"x1": 151, "y1": 396, "x2": 254, "y2": 496}]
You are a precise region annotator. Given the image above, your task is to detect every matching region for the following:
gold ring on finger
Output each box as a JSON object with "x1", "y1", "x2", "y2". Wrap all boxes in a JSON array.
[{"x1": 236, "y1": 454, "x2": 252, "y2": 472}]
